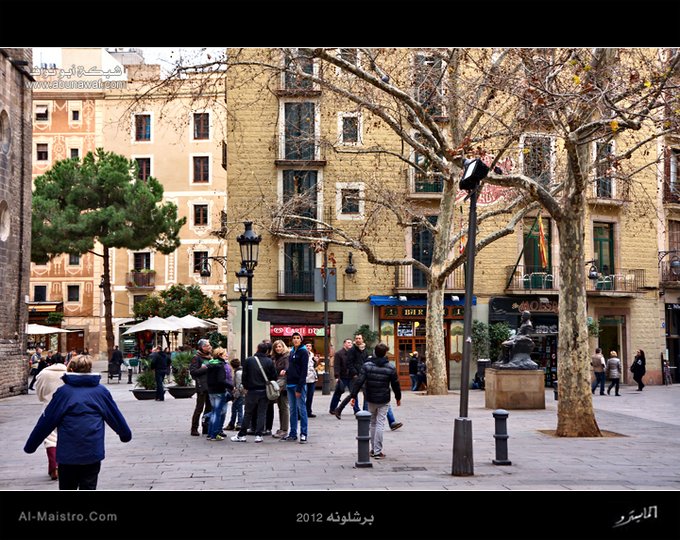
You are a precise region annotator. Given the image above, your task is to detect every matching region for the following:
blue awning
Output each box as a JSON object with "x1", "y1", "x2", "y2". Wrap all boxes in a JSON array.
[{"x1": 369, "y1": 295, "x2": 476, "y2": 307}]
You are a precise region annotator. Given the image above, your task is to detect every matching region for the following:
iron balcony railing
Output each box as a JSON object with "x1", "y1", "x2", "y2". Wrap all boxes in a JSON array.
[
  {"x1": 278, "y1": 270, "x2": 314, "y2": 297},
  {"x1": 505, "y1": 265, "x2": 559, "y2": 291},
  {"x1": 661, "y1": 260, "x2": 680, "y2": 283},
  {"x1": 585, "y1": 268, "x2": 646, "y2": 292},
  {"x1": 125, "y1": 271, "x2": 155, "y2": 290},
  {"x1": 394, "y1": 265, "x2": 465, "y2": 290}
]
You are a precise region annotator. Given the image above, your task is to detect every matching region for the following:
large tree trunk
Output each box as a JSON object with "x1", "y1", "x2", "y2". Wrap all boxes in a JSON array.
[
  {"x1": 425, "y1": 283, "x2": 448, "y2": 394},
  {"x1": 103, "y1": 248, "x2": 114, "y2": 361},
  {"x1": 555, "y1": 201, "x2": 602, "y2": 437}
]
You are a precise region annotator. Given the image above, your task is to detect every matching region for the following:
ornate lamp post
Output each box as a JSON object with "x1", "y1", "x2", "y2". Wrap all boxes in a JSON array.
[
  {"x1": 236, "y1": 222, "x2": 261, "y2": 357},
  {"x1": 235, "y1": 266, "x2": 249, "y2": 362}
]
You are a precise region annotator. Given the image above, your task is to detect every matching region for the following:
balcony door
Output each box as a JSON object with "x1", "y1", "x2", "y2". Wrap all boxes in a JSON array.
[
  {"x1": 284, "y1": 243, "x2": 315, "y2": 295},
  {"x1": 412, "y1": 216, "x2": 437, "y2": 288}
]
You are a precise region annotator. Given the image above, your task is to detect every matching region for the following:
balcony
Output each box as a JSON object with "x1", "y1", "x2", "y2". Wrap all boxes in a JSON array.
[
  {"x1": 394, "y1": 265, "x2": 465, "y2": 292},
  {"x1": 125, "y1": 271, "x2": 156, "y2": 290},
  {"x1": 660, "y1": 261, "x2": 680, "y2": 287},
  {"x1": 586, "y1": 268, "x2": 646, "y2": 296},
  {"x1": 505, "y1": 265, "x2": 559, "y2": 292},
  {"x1": 278, "y1": 270, "x2": 314, "y2": 299}
]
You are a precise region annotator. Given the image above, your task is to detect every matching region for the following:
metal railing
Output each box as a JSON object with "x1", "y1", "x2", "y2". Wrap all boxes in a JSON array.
[
  {"x1": 125, "y1": 271, "x2": 155, "y2": 289},
  {"x1": 661, "y1": 261, "x2": 680, "y2": 283},
  {"x1": 585, "y1": 268, "x2": 646, "y2": 292},
  {"x1": 505, "y1": 265, "x2": 559, "y2": 291},
  {"x1": 278, "y1": 270, "x2": 314, "y2": 297}
]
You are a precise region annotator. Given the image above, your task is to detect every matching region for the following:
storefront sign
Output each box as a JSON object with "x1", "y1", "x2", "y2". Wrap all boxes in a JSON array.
[
  {"x1": 403, "y1": 308, "x2": 425, "y2": 317},
  {"x1": 270, "y1": 326, "x2": 324, "y2": 337},
  {"x1": 379, "y1": 306, "x2": 463, "y2": 320},
  {"x1": 514, "y1": 299, "x2": 559, "y2": 314}
]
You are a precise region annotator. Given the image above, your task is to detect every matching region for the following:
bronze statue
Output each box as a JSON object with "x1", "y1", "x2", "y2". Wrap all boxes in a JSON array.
[{"x1": 492, "y1": 311, "x2": 539, "y2": 370}]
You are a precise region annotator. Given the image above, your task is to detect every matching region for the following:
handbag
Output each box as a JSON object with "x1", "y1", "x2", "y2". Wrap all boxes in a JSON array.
[{"x1": 254, "y1": 357, "x2": 280, "y2": 401}]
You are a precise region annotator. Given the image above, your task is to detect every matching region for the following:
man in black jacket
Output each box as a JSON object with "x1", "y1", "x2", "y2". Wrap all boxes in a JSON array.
[
  {"x1": 349, "y1": 342, "x2": 401, "y2": 459},
  {"x1": 329, "y1": 338, "x2": 356, "y2": 415},
  {"x1": 189, "y1": 339, "x2": 213, "y2": 436},
  {"x1": 333, "y1": 333, "x2": 369, "y2": 418},
  {"x1": 231, "y1": 341, "x2": 277, "y2": 443}
]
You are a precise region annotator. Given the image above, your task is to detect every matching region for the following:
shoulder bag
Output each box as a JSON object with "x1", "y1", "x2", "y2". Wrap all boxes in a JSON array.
[{"x1": 254, "y1": 357, "x2": 280, "y2": 401}]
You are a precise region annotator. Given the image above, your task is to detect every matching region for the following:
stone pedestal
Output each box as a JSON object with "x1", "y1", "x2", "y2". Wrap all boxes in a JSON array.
[{"x1": 484, "y1": 368, "x2": 545, "y2": 409}]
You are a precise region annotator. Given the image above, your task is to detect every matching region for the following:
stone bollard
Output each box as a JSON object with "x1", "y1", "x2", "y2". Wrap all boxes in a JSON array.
[
  {"x1": 492, "y1": 409, "x2": 511, "y2": 466},
  {"x1": 355, "y1": 410, "x2": 373, "y2": 468}
]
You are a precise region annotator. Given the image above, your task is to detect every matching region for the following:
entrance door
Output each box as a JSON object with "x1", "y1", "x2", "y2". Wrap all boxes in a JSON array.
[
  {"x1": 397, "y1": 337, "x2": 426, "y2": 389},
  {"x1": 66, "y1": 330, "x2": 85, "y2": 354},
  {"x1": 598, "y1": 315, "x2": 626, "y2": 381}
]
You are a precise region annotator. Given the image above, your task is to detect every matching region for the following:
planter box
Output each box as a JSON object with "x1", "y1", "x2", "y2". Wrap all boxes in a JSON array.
[
  {"x1": 131, "y1": 388, "x2": 162, "y2": 400},
  {"x1": 484, "y1": 368, "x2": 545, "y2": 409},
  {"x1": 167, "y1": 386, "x2": 197, "y2": 399}
]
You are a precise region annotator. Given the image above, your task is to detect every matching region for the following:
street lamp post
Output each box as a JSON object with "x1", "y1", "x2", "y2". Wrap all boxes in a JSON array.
[
  {"x1": 321, "y1": 246, "x2": 331, "y2": 395},
  {"x1": 452, "y1": 158, "x2": 488, "y2": 477},
  {"x1": 236, "y1": 222, "x2": 261, "y2": 357},
  {"x1": 235, "y1": 266, "x2": 249, "y2": 362}
]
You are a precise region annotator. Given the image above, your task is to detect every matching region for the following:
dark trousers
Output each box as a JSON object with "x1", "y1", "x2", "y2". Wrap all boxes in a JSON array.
[
  {"x1": 191, "y1": 390, "x2": 212, "y2": 432},
  {"x1": 58, "y1": 462, "x2": 101, "y2": 490},
  {"x1": 607, "y1": 378, "x2": 620, "y2": 396},
  {"x1": 154, "y1": 370, "x2": 166, "y2": 400},
  {"x1": 633, "y1": 373, "x2": 645, "y2": 391},
  {"x1": 306, "y1": 382, "x2": 316, "y2": 414},
  {"x1": 29, "y1": 369, "x2": 38, "y2": 390},
  {"x1": 591, "y1": 372, "x2": 606, "y2": 394},
  {"x1": 249, "y1": 401, "x2": 274, "y2": 432},
  {"x1": 238, "y1": 390, "x2": 268, "y2": 437}
]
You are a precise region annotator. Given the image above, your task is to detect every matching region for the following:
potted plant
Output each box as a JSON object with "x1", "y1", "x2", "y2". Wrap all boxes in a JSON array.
[
  {"x1": 131, "y1": 358, "x2": 161, "y2": 400},
  {"x1": 167, "y1": 350, "x2": 197, "y2": 399}
]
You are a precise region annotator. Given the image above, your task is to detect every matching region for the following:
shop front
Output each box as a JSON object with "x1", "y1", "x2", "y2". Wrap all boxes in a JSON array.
[
  {"x1": 489, "y1": 296, "x2": 559, "y2": 387},
  {"x1": 370, "y1": 296, "x2": 474, "y2": 389}
]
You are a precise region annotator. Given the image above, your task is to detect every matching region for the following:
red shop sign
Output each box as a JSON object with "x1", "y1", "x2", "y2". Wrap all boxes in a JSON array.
[{"x1": 270, "y1": 325, "x2": 325, "y2": 337}]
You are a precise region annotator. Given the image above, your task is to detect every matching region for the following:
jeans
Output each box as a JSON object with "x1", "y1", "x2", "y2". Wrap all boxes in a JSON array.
[
  {"x1": 58, "y1": 462, "x2": 101, "y2": 490},
  {"x1": 287, "y1": 384, "x2": 308, "y2": 438},
  {"x1": 410, "y1": 374, "x2": 419, "y2": 391},
  {"x1": 367, "y1": 402, "x2": 389, "y2": 455},
  {"x1": 229, "y1": 396, "x2": 244, "y2": 426},
  {"x1": 607, "y1": 378, "x2": 620, "y2": 395},
  {"x1": 208, "y1": 392, "x2": 228, "y2": 438},
  {"x1": 330, "y1": 378, "x2": 360, "y2": 413},
  {"x1": 591, "y1": 372, "x2": 605, "y2": 394}
]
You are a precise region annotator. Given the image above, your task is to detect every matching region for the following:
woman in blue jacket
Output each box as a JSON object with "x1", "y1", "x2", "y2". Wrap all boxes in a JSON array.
[{"x1": 24, "y1": 355, "x2": 132, "y2": 490}]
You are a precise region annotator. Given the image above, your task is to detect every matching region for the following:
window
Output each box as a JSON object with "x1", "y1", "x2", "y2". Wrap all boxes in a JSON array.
[
  {"x1": 133, "y1": 252, "x2": 151, "y2": 271},
  {"x1": 595, "y1": 142, "x2": 614, "y2": 198},
  {"x1": 67, "y1": 285, "x2": 80, "y2": 302},
  {"x1": 71, "y1": 110, "x2": 80, "y2": 121},
  {"x1": 669, "y1": 148, "x2": 680, "y2": 193},
  {"x1": 284, "y1": 102, "x2": 316, "y2": 160},
  {"x1": 135, "y1": 158, "x2": 151, "y2": 181},
  {"x1": 36, "y1": 143, "x2": 48, "y2": 161},
  {"x1": 35, "y1": 104, "x2": 49, "y2": 122},
  {"x1": 34, "y1": 285, "x2": 47, "y2": 302},
  {"x1": 340, "y1": 114, "x2": 360, "y2": 145},
  {"x1": 523, "y1": 217, "x2": 551, "y2": 272},
  {"x1": 133, "y1": 295, "x2": 148, "y2": 306},
  {"x1": 193, "y1": 113, "x2": 209, "y2": 140},
  {"x1": 593, "y1": 222, "x2": 615, "y2": 275},
  {"x1": 70, "y1": 148, "x2": 79, "y2": 159},
  {"x1": 341, "y1": 189, "x2": 360, "y2": 214},
  {"x1": 283, "y1": 243, "x2": 315, "y2": 295},
  {"x1": 284, "y1": 49, "x2": 314, "y2": 91},
  {"x1": 68, "y1": 253, "x2": 80, "y2": 266},
  {"x1": 413, "y1": 134, "x2": 444, "y2": 193},
  {"x1": 669, "y1": 221, "x2": 680, "y2": 252},
  {"x1": 193, "y1": 251, "x2": 209, "y2": 273},
  {"x1": 193, "y1": 156, "x2": 210, "y2": 183},
  {"x1": 193, "y1": 204, "x2": 209, "y2": 226},
  {"x1": 283, "y1": 170, "x2": 318, "y2": 229},
  {"x1": 412, "y1": 216, "x2": 438, "y2": 287},
  {"x1": 414, "y1": 53, "x2": 443, "y2": 117},
  {"x1": 522, "y1": 135, "x2": 553, "y2": 185},
  {"x1": 134, "y1": 114, "x2": 151, "y2": 142}
]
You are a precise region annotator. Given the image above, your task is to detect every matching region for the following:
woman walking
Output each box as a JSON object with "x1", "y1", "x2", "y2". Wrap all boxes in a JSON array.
[
  {"x1": 631, "y1": 349, "x2": 646, "y2": 391},
  {"x1": 606, "y1": 350, "x2": 622, "y2": 396}
]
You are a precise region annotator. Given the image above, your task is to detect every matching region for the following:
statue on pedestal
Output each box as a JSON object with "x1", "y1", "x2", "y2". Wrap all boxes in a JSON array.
[{"x1": 492, "y1": 310, "x2": 539, "y2": 370}]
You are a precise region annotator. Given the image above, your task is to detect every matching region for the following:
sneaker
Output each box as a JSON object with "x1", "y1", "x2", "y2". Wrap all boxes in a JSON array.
[
  {"x1": 234, "y1": 424, "x2": 242, "y2": 430},
  {"x1": 230, "y1": 435, "x2": 247, "y2": 442},
  {"x1": 272, "y1": 429, "x2": 286, "y2": 438},
  {"x1": 208, "y1": 435, "x2": 225, "y2": 441},
  {"x1": 254, "y1": 435, "x2": 263, "y2": 443},
  {"x1": 299, "y1": 434, "x2": 308, "y2": 444},
  {"x1": 218, "y1": 431, "x2": 227, "y2": 438},
  {"x1": 262, "y1": 430, "x2": 272, "y2": 436},
  {"x1": 390, "y1": 422, "x2": 403, "y2": 431},
  {"x1": 372, "y1": 452, "x2": 386, "y2": 459},
  {"x1": 280, "y1": 435, "x2": 297, "y2": 442},
  {"x1": 308, "y1": 413, "x2": 316, "y2": 418}
]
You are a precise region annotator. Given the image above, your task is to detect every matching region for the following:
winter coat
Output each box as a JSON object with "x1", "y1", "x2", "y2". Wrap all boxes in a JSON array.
[
  {"x1": 206, "y1": 359, "x2": 227, "y2": 394},
  {"x1": 24, "y1": 373, "x2": 131, "y2": 465},
  {"x1": 352, "y1": 356, "x2": 402, "y2": 406},
  {"x1": 333, "y1": 348, "x2": 350, "y2": 379},
  {"x1": 591, "y1": 354, "x2": 606, "y2": 373},
  {"x1": 285, "y1": 345, "x2": 309, "y2": 393},
  {"x1": 409, "y1": 356, "x2": 419, "y2": 375},
  {"x1": 242, "y1": 352, "x2": 277, "y2": 391},
  {"x1": 223, "y1": 362, "x2": 234, "y2": 391},
  {"x1": 347, "y1": 345, "x2": 369, "y2": 378},
  {"x1": 606, "y1": 357, "x2": 622, "y2": 379},
  {"x1": 35, "y1": 363, "x2": 67, "y2": 449},
  {"x1": 232, "y1": 367, "x2": 244, "y2": 399},
  {"x1": 190, "y1": 352, "x2": 212, "y2": 392},
  {"x1": 631, "y1": 355, "x2": 646, "y2": 377}
]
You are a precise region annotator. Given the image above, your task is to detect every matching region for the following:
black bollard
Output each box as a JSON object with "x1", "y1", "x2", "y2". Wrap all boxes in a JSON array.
[
  {"x1": 355, "y1": 410, "x2": 373, "y2": 468},
  {"x1": 127, "y1": 365, "x2": 133, "y2": 384},
  {"x1": 492, "y1": 409, "x2": 511, "y2": 466},
  {"x1": 553, "y1": 381, "x2": 558, "y2": 401}
]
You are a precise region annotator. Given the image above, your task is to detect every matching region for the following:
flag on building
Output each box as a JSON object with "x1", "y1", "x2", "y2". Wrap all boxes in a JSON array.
[
  {"x1": 459, "y1": 216, "x2": 466, "y2": 255},
  {"x1": 538, "y1": 214, "x2": 548, "y2": 269}
]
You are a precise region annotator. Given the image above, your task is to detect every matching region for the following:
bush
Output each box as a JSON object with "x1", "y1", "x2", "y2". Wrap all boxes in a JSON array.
[{"x1": 171, "y1": 351, "x2": 195, "y2": 387}]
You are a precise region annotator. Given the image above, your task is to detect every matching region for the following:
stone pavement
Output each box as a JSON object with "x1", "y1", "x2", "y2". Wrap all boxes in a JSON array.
[{"x1": 2, "y1": 366, "x2": 680, "y2": 491}]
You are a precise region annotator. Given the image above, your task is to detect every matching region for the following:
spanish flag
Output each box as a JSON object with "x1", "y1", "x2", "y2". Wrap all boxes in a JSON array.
[{"x1": 537, "y1": 214, "x2": 548, "y2": 269}]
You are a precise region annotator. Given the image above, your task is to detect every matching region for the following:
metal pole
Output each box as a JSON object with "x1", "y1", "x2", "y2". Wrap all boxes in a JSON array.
[
  {"x1": 247, "y1": 272, "x2": 253, "y2": 358},
  {"x1": 452, "y1": 185, "x2": 478, "y2": 476},
  {"x1": 322, "y1": 247, "x2": 331, "y2": 395},
  {"x1": 240, "y1": 292, "x2": 247, "y2": 361}
]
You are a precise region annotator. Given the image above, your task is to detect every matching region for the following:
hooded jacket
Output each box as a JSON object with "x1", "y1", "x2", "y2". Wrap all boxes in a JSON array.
[
  {"x1": 352, "y1": 356, "x2": 402, "y2": 405},
  {"x1": 35, "y1": 362, "x2": 67, "y2": 448},
  {"x1": 24, "y1": 373, "x2": 131, "y2": 465}
]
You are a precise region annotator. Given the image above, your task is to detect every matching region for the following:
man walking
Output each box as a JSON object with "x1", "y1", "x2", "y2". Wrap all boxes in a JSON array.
[
  {"x1": 333, "y1": 333, "x2": 369, "y2": 418},
  {"x1": 329, "y1": 338, "x2": 358, "y2": 415},
  {"x1": 348, "y1": 343, "x2": 401, "y2": 459}
]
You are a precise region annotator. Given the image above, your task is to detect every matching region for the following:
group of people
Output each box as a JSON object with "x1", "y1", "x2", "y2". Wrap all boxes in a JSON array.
[
  {"x1": 591, "y1": 347, "x2": 647, "y2": 396},
  {"x1": 27, "y1": 347, "x2": 81, "y2": 391}
]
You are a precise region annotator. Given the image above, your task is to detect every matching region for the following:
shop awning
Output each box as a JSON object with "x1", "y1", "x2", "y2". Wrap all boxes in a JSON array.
[
  {"x1": 369, "y1": 295, "x2": 476, "y2": 306},
  {"x1": 257, "y1": 308, "x2": 344, "y2": 325}
]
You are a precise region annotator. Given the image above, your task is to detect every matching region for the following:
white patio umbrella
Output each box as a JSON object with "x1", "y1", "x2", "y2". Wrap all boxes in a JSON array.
[
  {"x1": 26, "y1": 323, "x2": 72, "y2": 334},
  {"x1": 178, "y1": 315, "x2": 217, "y2": 329},
  {"x1": 121, "y1": 316, "x2": 183, "y2": 335}
]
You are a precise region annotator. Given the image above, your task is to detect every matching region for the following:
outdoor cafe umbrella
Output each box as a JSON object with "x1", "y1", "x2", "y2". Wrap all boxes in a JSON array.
[
  {"x1": 121, "y1": 316, "x2": 183, "y2": 335},
  {"x1": 26, "y1": 323, "x2": 72, "y2": 335},
  {"x1": 177, "y1": 315, "x2": 217, "y2": 329}
]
